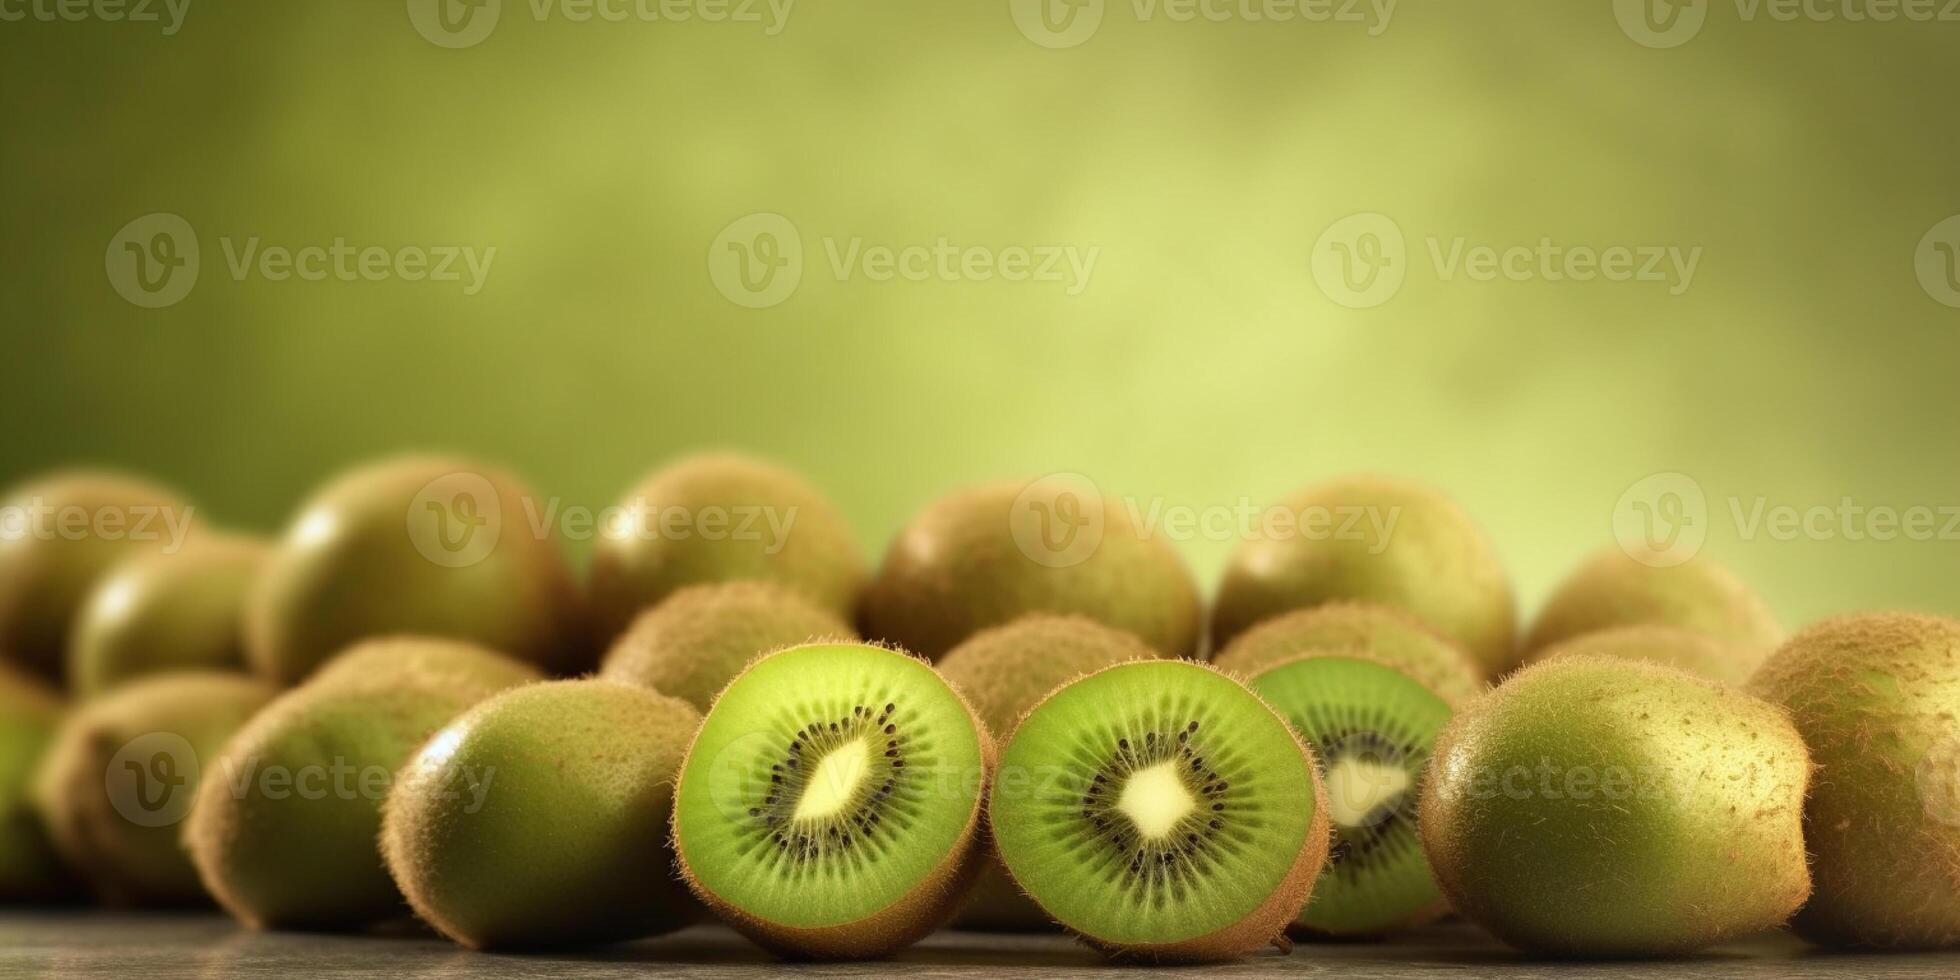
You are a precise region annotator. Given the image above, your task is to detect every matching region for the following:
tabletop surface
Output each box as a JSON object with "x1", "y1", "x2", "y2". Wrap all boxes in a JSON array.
[{"x1": 2, "y1": 912, "x2": 1956, "y2": 979}]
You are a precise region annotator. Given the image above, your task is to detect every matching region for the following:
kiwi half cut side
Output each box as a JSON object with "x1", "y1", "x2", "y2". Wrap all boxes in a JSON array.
[
  {"x1": 671, "y1": 642, "x2": 991, "y2": 959},
  {"x1": 989, "y1": 660, "x2": 1330, "y2": 963},
  {"x1": 1249, "y1": 655, "x2": 1451, "y2": 937}
]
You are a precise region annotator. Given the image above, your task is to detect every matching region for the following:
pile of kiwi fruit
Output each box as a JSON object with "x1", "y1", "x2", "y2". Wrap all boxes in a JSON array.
[{"x1": 2, "y1": 458, "x2": 1958, "y2": 963}]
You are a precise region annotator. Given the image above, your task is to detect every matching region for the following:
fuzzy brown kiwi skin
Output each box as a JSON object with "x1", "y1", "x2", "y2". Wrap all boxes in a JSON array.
[
  {"x1": 670, "y1": 641, "x2": 996, "y2": 960},
  {"x1": 997, "y1": 658, "x2": 1335, "y2": 964}
]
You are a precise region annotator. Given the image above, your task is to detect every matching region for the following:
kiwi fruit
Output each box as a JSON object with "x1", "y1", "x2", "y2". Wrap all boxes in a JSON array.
[
  {"x1": 1420, "y1": 655, "x2": 1812, "y2": 956},
  {"x1": 862, "y1": 481, "x2": 1201, "y2": 660},
  {"x1": 246, "y1": 455, "x2": 586, "y2": 686},
  {"x1": 33, "y1": 672, "x2": 274, "y2": 905},
  {"x1": 308, "y1": 635, "x2": 546, "y2": 696},
  {"x1": 1748, "y1": 612, "x2": 1960, "y2": 949},
  {"x1": 587, "y1": 453, "x2": 867, "y2": 644},
  {"x1": 600, "y1": 581, "x2": 856, "y2": 711},
  {"x1": 1212, "y1": 476, "x2": 1516, "y2": 676},
  {"x1": 185, "y1": 639, "x2": 540, "y2": 930},
  {"x1": 1, "y1": 664, "x2": 73, "y2": 901},
  {"x1": 68, "y1": 534, "x2": 268, "y2": 699},
  {"x1": 1523, "y1": 546, "x2": 1781, "y2": 664},
  {"x1": 0, "y1": 471, "x2": 195, "y2": 682},
  {"x1": 382, "y1": 679, "x2": 701, "y2": 949},
  {"x1": 671, "y1": 641, "x2": 991, "y2": 958},
  {"x1": 1248, "y1": 654, "x2": 1451, "y2": 938},
  {"x1": 934, "y1": 614, "x2": 1161, "y2": 931},
  {"x1": 989, "y1": 659, "x2": 1331, "y2": 962},
  {"x1": 1528, "y1": 623, "x2": 1756, "y2": 687},
  {"x1": 1214, "y1": 602, "x2": 1483, "y2": 705}
]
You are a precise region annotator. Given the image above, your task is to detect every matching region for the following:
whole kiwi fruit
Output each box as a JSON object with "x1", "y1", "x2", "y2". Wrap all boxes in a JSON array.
[
  {"x1": 68, "y1": 534, "x2": 268, "y2": 699},
  {"x1": 1523, "y1": 546, "x2": 1781, "y2": 664},
  {"x1": 934, "y1": 614, "x2": 1161, "y2": 931},
  {"x1": 600, "y1": 581, "x2": 856, "y2": 711},
  {"x1": 185, "y1": 639, "x2": 540, "y2": 930},
  {"x1": 1420, "y1": 655, "x2": 1812, "y2": 956},
  {"x1": 0, "y1": 471, "x2": 195, "y2": 682},
  {"x1": 587, "y1": 453, "x2": 866, "y2": 644},
  {"x1": 1529, "y1": 623, "x2": 1757, "y2": 687},
  {"x1": 862, "y1": 480, "x2": 1201, "y2": 660},
  {"x1": 33, "y1": 672, "x2": 274, "y2": 905},
  {"x1": 671, "y1": 642, "x2": 992, "y2": 959},
  {"x1": 1, "y1": 664, "x2": 73, "y2": 900},
  {"x1": 382, "y1": 680, "x2": 702, "y2": 949},
  {"x1": 1749, "y1": 612, "x2": 1960, "y2": 949},
  {"x1": 246, "y1": 456, "x2": 585, "y2": 686},
  {"x1": 1211, "y1": 476, "x2": 1515, "y2": 676},
  {"x1": 1212, "y1": 602, "x2": 1483, "y2": 705}
]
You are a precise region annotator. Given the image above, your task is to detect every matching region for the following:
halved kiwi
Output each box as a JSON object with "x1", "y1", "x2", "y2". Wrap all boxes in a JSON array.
[
  {"x1": 1214, "y1": 602, "x2": 1483, "y2": 705},
  {"x1": 989, "y1": 660, "x2": 1330, "y2": 962},
  {"x1": 1248, "y1": 655, "x2": 1451, "y2": 938},
  {"x1": 671, "y1": 642, "x2": 991, "y2": 959}
]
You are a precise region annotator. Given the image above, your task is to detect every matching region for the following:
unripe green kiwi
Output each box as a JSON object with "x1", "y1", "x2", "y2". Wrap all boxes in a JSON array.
[
  {"x1": 1212, "y1": 476, "x2": 1515, "y2": 676},
  {"x1": 382, "y1": 680, "x2": 702, "y2": 949},
  {"x1": 68, "y1": 535, "x2": 268, "y2": 699},
  {"x1": 1529, "y1": 623, "x2": 1756, "y2": 686},
  {"x1": 0, "y1": 471, "x2": 196, "y2": 682},
  {"x1": 1523, "y1": 547, "x2": 1781, "y2": 664},
  {"x1": 1421, "y1": 656, "x2": 1812, "y2": 956},
  {"x1": 1749, "y1": 612, "x2": 1960, "y2": 949},
  {"x1": 246, "y1": 456, "x2": 586, "y2": 686},
  {"x1": 599, "y1": 581, "x2": 855, "y2": 711},
  {"x1": 862, "y1": 481, "x2": 1201, "y2": 660},
  {"x1": 1, "y1": 664, "x2": 73, "y2": 900},
  {"x1": 1212, "y1": 602, "x2": 1484, "y2": 705},
  {"x1": 33, "y1": 672, "x2": 274, "y2": 905},
  {"x1": 934, "y1": 614, "x2": 1161, "y2": 931},
  {"x1": 587, "y1": 454, "x2": 867, "y2": 644},
  {"x1": 185, "y1": 639, "x2": 539, "y2": 930}
]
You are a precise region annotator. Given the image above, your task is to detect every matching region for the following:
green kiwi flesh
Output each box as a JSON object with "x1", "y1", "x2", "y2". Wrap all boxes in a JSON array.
[
  {"x1": 1748, "y1": 612, "x2": 1960, "y2": 949},
  {"x1": 34, "y1": 672, "x2": 274, "y2": 905},
  {"x1": 934, "y1": 614, "x2": 1160, "y2": 931},
  {"x1": 1421, "y1": 655, "x2": 1812, "y2": 956},
  {"x1": 69, "y1": 535, "x2": 267, "y2": 699},
  {"x1": 600, "y1": 581, "x2": 857, "y2": 711},
  {"x1": 1215, "y1": 602, "x2": 1483, "y2": 705},
  {"x1": 672, "y1": 642, "x2": 990, "y2": 959},
  {"x1": 1523, "y1": 547, "x2": 1781, "y2": 663},
  {"x1": 1249, "y1": 655, "x2": 1450, "y2": 937},
  {"x1": 989, "y1": 659, "x2": 1330, "y2": 962},
  {"x1": 185, "y1": 639, "x2": 540, "y2": 930},
  {"x1": 382, "y1": 680, "x2": 702, "y2": 949},
  {"x1": 862, "y1": 481, "x2": 1201, "y2": 660},
  {"x1": 587, "y1": 454, "x2": 867, "y2": 644},
  {"x1": 245, "y1": 456, "x2": 586, "y2": 686},
  {"x1": 1212, "y1": 476, "x2": 1516, "y2": 676}
]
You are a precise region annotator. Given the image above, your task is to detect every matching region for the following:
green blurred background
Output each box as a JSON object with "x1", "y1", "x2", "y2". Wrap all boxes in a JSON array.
[{"x1": 2, "y1": 1, "x2": 1957, "y2": 630}]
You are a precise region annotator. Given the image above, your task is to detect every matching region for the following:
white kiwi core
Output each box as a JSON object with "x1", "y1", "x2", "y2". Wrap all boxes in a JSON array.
[
  {"x1": 793, "y1": 737, "x2": 871, "y2": 822},
  {"x1": 1325, "y1": 756, "x2": 1410, "y2": 827},
  {"x1": 1117, "y1": 762, "x2": 1196, "y2": 839}
]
